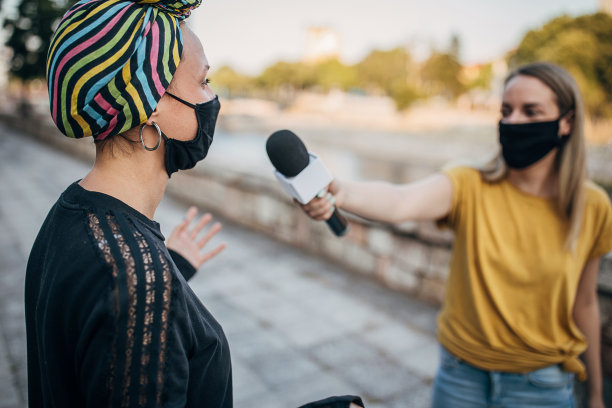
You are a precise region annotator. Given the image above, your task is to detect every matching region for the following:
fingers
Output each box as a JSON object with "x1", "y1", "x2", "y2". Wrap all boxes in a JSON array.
[
  {"x1": 174, "y1": 206, "x2": 198, "y2": 235},
  {"x1": 185, "y1": 206, "x2": 198, "y2": 223},
  {"x1": 178, "y1": 207, "x2": 224, "y2": 244},
  {"x1": 302, "y1": 191, "x2": 336, "y2": 221},
  {"x1": 196, "y1": 222, "x2": 222, "y2": 249},
  {"x1": 189, "y1": 212, "x2": 213, "y2": 240},
  {"x1": 198, "y1": 242, "x2": 227, "y2": 265}
]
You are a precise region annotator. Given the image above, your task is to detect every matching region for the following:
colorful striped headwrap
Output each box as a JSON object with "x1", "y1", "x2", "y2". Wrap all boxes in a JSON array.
[{"x1": 47, "y1": 0, "x2": 202, "y2": 140}]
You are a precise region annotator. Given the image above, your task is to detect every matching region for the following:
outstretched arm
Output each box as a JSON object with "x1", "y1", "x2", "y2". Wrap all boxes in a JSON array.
[{"x1": 301, "y1": 173, "x2": 454, "y2": 224}]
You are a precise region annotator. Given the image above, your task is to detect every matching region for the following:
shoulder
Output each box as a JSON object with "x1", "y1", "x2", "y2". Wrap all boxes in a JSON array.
[
  {"x1": 583, "y1": 180, "x2": 612, "y2": 210},
  {"x1": 28, "y1": 199, "x2": 106, "y2": 280},
  {"x1": 442, "y1": 165, "x2": 481, "y2": 178},
  {"x1": 582, "y1": 181, "x2": 612, "y2": 260},
  {"x1": 582, "y1": 181, "x2": 612, "y2": 233},
  {"x1": 441, "y1": 165, "x2": 483, "y2": 190}
]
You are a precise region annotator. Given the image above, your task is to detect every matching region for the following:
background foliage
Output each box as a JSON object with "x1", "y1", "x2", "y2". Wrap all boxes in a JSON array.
[
  {"x1": 3, "y1": 0, "x2": 69, "y2": 82},
  {"x1": 510, "y1": 13, "x2": 612, "y2": 118},
  {"x1": 2, "y1": 2, "x2": 611, "y2": 118}
]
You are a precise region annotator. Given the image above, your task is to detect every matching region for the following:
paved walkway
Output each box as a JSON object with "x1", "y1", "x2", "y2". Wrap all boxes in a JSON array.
[{"x1": 0, "y1": 123, "x2": 439, "y2": 408}]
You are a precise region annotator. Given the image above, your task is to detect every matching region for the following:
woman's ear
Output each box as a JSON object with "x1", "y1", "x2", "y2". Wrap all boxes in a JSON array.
[
  {"x1": 146, "y1": 95, "x2": 168, "y2": 126},
  {"x1": 559, "y1": 110, "x2": 574, "y2": 137}
]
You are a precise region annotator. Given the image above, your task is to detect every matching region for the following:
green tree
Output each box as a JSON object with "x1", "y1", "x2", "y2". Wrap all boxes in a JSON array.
[
  {"x1": 256, "y1": 61, "x2": 315, "y2": 91},
  {"x1": 209, "y1": 65, "x2": 255, "y2": 97},
  {"x1": 389, "y1": 84, "x2": 422, "y2": 110},
  {"x1": 510, "y1": 13, "x2": 612, "y2": 118},
  {"x1": 420, "y1": 52, "x2": 465, "y2": 99},
  {"x1": 357, "y1": 47, "x2": 411, "y2": 93},
  {"x1": 357, "y1": 47, "x2": 421, "y2": 108},
  {"x1": 3, "y1": 0, "x2": 70, "y2": 82},
  {"x1": 254, "y1": 61, "x2": 316, "y2": 106},
  {"x1": 310, "y1": 58, "x2": 358, "y2": 92}
]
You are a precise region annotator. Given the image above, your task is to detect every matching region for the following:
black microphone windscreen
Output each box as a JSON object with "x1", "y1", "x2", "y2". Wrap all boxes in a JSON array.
[{"x1": 266, "y1": 130, "x2": 310, "y2": 177}]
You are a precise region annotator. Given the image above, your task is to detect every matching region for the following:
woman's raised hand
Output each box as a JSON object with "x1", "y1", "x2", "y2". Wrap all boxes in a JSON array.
[{"x1": 167, "y1": 206, "x2": 226, "y2": 270}]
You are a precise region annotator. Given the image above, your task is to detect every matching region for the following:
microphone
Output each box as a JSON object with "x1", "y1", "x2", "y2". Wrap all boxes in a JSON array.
[{"x1": 266, "y1": 130, "x2": 349, "y2": 237}]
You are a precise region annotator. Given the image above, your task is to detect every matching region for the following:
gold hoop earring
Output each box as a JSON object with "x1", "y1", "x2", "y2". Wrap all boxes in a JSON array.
[{"x1": 139, "y1": 122, "x2": 162, "y2": 151}]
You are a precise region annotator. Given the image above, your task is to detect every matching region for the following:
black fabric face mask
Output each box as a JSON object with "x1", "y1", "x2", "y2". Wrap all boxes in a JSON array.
[
  {"x1": 162, "y1": 92, "x2": 220, "y2": 177},
  {"x1": 498, "y1": 118, "x2": 568, "y2": 170}
]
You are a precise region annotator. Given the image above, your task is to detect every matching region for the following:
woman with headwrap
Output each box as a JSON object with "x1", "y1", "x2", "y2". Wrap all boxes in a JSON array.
[
  {"x1": 26, "y1": 1, "x2": 367, "y2": 407},
  {"x1": 25, "y1": 0, "x2": 232, "y2": 406}
]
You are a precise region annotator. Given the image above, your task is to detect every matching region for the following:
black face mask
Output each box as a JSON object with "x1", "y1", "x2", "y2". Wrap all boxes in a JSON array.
[
  {"x1": 162, "y1": 92, "x2": 220, "y2": 177},
  {"x1": 499, "y1": 118, "x2": 568, "y2": 170}
]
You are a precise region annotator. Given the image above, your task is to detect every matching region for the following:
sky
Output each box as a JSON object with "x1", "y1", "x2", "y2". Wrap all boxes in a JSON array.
[
  {"x1": 188, "y1": 0, "x2": 599, "y2": 75},
  {"x1": 0, "y1": 0, "x2": 600, "y2": 81}
]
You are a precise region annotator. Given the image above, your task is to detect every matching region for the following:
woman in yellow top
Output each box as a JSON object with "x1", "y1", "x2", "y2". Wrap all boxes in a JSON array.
[{"x1": 301, "y1": 62, "x2": 612, "y2": 408}]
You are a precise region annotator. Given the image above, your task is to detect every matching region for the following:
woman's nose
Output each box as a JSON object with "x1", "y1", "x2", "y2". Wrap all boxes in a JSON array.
[
  {"x1": 204, "y1": 85, "x2": 215, "y2": 101},
  {"x1": 503, "y1": 110, "x2": 527, "y2": 124}
]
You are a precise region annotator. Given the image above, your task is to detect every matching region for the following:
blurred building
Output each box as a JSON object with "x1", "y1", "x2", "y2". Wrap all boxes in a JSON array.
[
  {"x1": 601, "y1": 0, "x2": 612, "y2": 13},
  {"x1": 303, "y1": 26, "x2": 341, "y2": 63}
]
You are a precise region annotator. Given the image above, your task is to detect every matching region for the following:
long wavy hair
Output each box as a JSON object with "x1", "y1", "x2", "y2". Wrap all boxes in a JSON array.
[{"x1": 480, "y1": 62, "x2": 587, "y2": 250}]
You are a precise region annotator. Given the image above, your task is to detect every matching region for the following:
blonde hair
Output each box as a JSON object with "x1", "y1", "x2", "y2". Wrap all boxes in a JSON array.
[{"x1": 480, "y1": 62, "x2": 587, "y2": 250}]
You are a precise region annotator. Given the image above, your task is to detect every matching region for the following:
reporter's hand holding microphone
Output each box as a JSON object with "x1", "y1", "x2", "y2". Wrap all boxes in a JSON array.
[
  {"x1": 266, "y1": 128, "x2": 452, "y2": 231},
  {"x1": 266, "y1": 129, "x2": 349, "y2": 236},
  {"x1": 298, "y1": 179, "x2": 342, "y2": 222}
]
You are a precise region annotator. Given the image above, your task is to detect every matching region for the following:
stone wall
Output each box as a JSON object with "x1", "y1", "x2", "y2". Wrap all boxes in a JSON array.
[
  {"x1": 3, "y1": 111, "x2": 612, "y2": 375},
  {"x1": 166, "y1": 166, "x2": 456, "y2": 304},
  {"x1": 167, "y1": 162, "x2": 612, "y2": 377}
]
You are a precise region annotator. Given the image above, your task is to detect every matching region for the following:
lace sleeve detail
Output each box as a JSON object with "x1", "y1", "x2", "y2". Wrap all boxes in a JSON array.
[{"x1": 86, "y1": 212, "x2": 178, "y2": 408}]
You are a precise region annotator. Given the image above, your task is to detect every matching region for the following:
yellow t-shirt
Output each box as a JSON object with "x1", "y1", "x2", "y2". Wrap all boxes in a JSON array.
[{"x1": 437, "y1": 166, "x2": 612, "y2": 380}]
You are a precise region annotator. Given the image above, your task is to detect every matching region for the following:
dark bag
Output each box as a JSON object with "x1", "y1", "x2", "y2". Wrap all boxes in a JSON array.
[{"x1": 297, "y1": 395, "x2": 365, "y2": 408}]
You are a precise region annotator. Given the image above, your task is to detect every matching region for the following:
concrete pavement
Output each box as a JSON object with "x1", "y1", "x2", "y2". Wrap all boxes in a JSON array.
[{"x1": 0, "y1": 123, "x2": 439, "y2": 408}]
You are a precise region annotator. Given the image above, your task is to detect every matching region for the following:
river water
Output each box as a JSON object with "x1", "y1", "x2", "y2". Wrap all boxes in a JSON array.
[{"x1": 205, "y1": 125, "x2": 500, "y2": 184}]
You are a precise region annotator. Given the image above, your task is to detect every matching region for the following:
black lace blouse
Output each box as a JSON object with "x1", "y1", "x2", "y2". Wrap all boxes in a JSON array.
[{"x1": 25, "y1": 182, "x2": 232, "y2": 408}]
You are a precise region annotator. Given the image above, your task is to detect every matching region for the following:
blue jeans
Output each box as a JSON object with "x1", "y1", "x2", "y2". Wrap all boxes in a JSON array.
[{"x1": 432, "y1": 347, "x2": 576, "y2": 408}]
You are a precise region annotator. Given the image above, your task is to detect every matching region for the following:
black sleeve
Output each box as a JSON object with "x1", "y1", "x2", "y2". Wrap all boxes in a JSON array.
[
  {"x1": 169, "y1": 248, "x2": 197, "y2": 281},
  {"x1": 78, "y1": 212, "x2": 192, "y2": 408},
  {"x1": 298, "y1": 395, "x2": 365, "y2": 408}
]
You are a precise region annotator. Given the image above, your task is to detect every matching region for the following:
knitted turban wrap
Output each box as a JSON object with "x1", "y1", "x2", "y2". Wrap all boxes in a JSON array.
[{"x1": 46, "y1": 0, "x2": 202, "y2": 140}]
